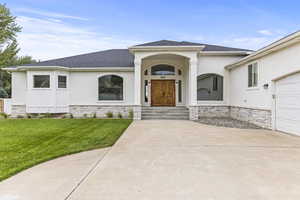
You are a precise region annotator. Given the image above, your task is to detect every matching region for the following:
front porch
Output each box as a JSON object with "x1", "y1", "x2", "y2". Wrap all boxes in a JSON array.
[{"x1": 130, "y1": 45, "x2": 200, "y2": 120}]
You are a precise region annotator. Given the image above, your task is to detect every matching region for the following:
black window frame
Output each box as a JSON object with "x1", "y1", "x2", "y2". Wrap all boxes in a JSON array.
[
  {"x1": 58, "y1": 75, "x2": 67, "y2": 89},
  {"x1": 33, "y1": 75, "x2": 50, "y2": 88},
  {"x1": 144, "y1": 80, "x2": 148, "y2": 102},
  {"x1": 151, "y1": 65, "x2": 175, "y2": 76},
  {"x1": 197, "y1": 74, "x2": 223, "y2": 101},
  {"x1": 98, "y1": 75, "x2": 124, "y2": 101},
  {"x1": 248, "y1": 63, "x2": 258, "y2": 87},
  {"x1": 178, "y1": 80, "x2": 182, "y2": 103}
]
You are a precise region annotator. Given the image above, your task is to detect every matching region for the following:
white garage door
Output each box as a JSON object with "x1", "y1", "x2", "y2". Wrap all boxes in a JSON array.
[{"x1": 276, "y1": 72, "x2": 300, "y2": 136}]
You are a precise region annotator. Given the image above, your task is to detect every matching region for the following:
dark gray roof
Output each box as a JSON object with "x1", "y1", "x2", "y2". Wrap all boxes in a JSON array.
[
  {"x1": 19, "y1": 40, "x2": 252, "y2": 68},
  {"x1": 135, "y1": 40, "x2": 252, "y2": 52},
  {"x1": 21, "y1": 49, "x2": 134, "y2": 68}
]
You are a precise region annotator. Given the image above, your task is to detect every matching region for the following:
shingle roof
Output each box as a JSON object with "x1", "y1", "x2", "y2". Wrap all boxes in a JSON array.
[
  {"x1": 18, "y1": 40, "x2": 252, "y2": 68},
  {"x1": 21, "y1": 49, "x2": 134, "y2": 68},
  {"x1": 135, "y1": 40, "x2": 252, "y2": 52}
]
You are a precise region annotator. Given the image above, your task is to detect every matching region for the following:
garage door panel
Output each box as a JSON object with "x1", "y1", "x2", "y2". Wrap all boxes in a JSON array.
[
  {"x1": 276, "y1": 108, "x2": 300, "y2": 121},
  {"x1": 277, "y1": 94, "x2": 300, "y2": 104},
  {"x1": 276, "y1": 72, "x2": 300, "y2": 136},
  {"x1": 276, "y1": 119, "x2": 300, "y2": 136}
]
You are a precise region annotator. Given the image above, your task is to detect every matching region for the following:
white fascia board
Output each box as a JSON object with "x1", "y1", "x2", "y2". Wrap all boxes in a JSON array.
[
  {"x1": 199, "y1": 51, "x2": 252, "y2": 56},
  {"x1": 2, "y1": 66, "x2": 68, "y2": 71},
  {"x1": 3, "y1": 66, "x2": 134, "y2": 72},
  {"x1": 272, "y1": 69, "x2": 300, "y2": 81},
  {"x1": 225, "y1": 31, "x2": 300, "y2": 70},
  {"x1": 69, "y1": 67, "x2": 134, "y2": 72}
]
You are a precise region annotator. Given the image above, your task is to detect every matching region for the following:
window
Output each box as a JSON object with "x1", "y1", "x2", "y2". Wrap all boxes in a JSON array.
[
  {"x1": 178, "y1": 80, "x2": 182, "y2": 103},
  {"x1": 58, "y1": 76, "x2": 67, "y2": 88},
  {"x1": 151, "y1": 65, "x2": 175, "y2": 75},
  {"x1": 213, "y1": 76, "x2": 218, "y2": 91},
  {"x1": 98, "y1": 75, "x2": 123, "y2": 101},
  {"x1": 33, "y1": 75, "x2": 50, "y2": 88},
  {"x1": 178, "y1": 69, "x2": 182, "y2": 75},
  {"x1": 144, "y1": 80, "x2": 148, "y2": 102},
  {"x1": 248, "y1": 63, "x2": 258, "y2": 87},
  {"x1": 144, "y1": 70, "x2": 148, "y2": 76},
  {"x1": 197, "y1": 74, "x2": 223, "y2": 101}
]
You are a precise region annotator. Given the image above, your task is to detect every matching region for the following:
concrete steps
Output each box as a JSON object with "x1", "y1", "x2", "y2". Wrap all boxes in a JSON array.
[{"x1": 142, "y1": 106, "x2": 189, "y2": 120}]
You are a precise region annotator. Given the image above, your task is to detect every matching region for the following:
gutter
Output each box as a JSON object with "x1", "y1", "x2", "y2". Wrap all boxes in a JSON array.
[{"x1": 2, "y1": 66, "x2": 134, "y2": 72}]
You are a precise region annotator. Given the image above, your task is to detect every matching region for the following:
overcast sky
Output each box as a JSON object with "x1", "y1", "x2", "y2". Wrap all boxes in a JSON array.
[{"x1": 2, "y1": 0, "x2": 300, "y2": 60}]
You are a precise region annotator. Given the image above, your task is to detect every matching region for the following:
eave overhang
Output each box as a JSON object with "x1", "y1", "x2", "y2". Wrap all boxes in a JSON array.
[{"x1": 2, "y1": 66, "x2": 134, "y2": 72}]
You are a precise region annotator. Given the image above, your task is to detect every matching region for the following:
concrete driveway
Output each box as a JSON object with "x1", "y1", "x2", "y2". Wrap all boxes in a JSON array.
[{"x1": 2, "y1": 120, "x2": 300, "y2": 200}]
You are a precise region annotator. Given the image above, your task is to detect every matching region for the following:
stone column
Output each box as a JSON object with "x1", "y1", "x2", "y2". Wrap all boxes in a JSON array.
[{"x1": 134, "y1": 58, "x2": 142, "y2": 120}]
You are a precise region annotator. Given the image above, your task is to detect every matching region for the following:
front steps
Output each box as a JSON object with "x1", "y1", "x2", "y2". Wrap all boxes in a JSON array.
[{"x1": 141, "y1": 106, "x2": 190, "y2": 120}]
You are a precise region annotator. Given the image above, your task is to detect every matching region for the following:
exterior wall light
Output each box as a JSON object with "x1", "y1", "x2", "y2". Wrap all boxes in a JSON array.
[{"x1": 263, "y1": 83, "x2": 269, "y2": 89}]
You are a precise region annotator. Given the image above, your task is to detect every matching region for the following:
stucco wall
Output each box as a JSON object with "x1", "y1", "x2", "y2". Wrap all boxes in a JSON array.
[
  {"x1": 229, "y1": 42, "x2": 300, "y2": 110},
  {"x1": 69, "y1": 71, "x2": 134, "y2": 105},
  {"x1": 25, "y1": 71, "x2": 69, "y2": 113},
  {"x1": 197, "y1": 55, "x2": 245, "y2": 105},
  {"x1": 11, "y1": 72, "x2": 27, "y2": 105}
]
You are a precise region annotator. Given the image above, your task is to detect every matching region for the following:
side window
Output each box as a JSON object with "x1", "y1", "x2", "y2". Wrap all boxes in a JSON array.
[
  {"x1": 248, "y1": 63, "x2": 258, "y2": 87},
  {"x1": 197, "y1": 74, "x2": 223, "y2": 101},
  {"x1": 58, "y1": 76, "x2": 67, "y2": 88},
  {"x1": 33, "y1": 75, "x2": 50, "y2": 88}
]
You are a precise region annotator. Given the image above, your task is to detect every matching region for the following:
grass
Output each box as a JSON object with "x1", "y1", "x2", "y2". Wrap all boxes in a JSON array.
[{"x1": 0, "y1": 118, "x2": 132, "y2": 181}]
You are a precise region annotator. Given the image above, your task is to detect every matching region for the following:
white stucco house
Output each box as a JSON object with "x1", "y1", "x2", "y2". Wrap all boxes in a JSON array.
[{"x1": 4, "y1": 31, "x2": 300, "y2": 135}]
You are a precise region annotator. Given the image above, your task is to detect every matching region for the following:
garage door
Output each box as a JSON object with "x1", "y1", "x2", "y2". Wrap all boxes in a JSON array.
[{"x1": 275, "y1": 72, "x2": 300, "y2": 136}]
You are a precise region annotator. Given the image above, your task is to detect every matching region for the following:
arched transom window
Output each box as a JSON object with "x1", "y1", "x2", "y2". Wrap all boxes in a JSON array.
[
  {"x1": 98, "y1": 75, "x2": 123, "y2": 101},
  {"x1": 197, "y1": 74, "x2": 223, "y2": 101},
  {"x1": 151, "y1": 65, "x2": 175, "y2": 75}
]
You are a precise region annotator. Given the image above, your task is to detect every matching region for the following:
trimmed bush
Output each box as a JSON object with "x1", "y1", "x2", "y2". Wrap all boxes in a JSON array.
[
  {"x1": 129, "y1": 109, "x2": 133, "y2": 119},
  {"x1": 106, "y1": 111, "x2": 113, "y2": 118},
  {"x1": 118, "y1": 112, "x2": 123, "y2": 119}
]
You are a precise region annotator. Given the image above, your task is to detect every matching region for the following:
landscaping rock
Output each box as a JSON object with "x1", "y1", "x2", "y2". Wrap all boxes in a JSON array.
[{"x1": 197, "y1": 117, "x2": 262, "y2": 129}]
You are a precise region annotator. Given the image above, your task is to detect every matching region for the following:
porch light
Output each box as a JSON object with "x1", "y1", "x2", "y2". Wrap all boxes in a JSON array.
[{"x1": 263, "y1": 83, "x2": 269, "y2": 89}]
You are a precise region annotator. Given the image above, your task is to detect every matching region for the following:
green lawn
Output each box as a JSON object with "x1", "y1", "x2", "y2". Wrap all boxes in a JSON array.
[{"x1": 0, "y1": 119, "x2": 132, "y2": 181}]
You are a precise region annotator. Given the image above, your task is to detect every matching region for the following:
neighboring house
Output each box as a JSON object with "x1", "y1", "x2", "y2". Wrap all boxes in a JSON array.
[{"x1": 3, "y1": 31, "x2": 300, "y2": 135}]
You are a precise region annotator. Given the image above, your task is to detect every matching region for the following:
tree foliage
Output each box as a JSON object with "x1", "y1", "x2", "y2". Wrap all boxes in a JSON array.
[{"x1": 0, "y1": 4, "x2": 36, "y2": 98}]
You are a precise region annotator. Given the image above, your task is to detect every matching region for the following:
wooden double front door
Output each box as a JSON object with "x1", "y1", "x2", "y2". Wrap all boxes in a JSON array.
[{"x1": 151, "y1": 80, "x2": 175, "y2": 106}]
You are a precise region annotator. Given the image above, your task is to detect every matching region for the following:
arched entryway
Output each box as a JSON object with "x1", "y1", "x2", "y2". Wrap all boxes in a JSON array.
[
  {"x1": 149, "y1": 64, "x2": 177, "y2": 106},
  {"x1": 142, "y1": 54, "x2": 187, "y2": 107}
]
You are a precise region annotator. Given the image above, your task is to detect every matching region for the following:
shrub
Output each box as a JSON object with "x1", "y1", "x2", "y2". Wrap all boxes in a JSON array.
[
  {"x1": 17, "y1": 115, "x2": 24, "y2": 119},
  {"x1": 129, "y1": 109, "x2": 134, "y2": 119},
  {"x1": 0, "y1": 113, "x2": 8, "y2": 119},
  {"x1": 26, "y1": 114, "x2": 32, "y2": 119},
  {"x1": 118, "y1": 112, "x2": 123, "y2": 119},
  {"x1": 44, "y1": 113, "x2": 52, "y2": 118},
  {"x1": 106, "y1": 111, "x2": 113, "y2": 118},
  {"x1": 93, "y1": 112, "x2": 97, "y2": 118},
  {"x1": 83, "y1": 113, "x2": 88, "y2": 118},
  {"x1": 70, "y1": 113, "x2": 74, "y2": 119}
]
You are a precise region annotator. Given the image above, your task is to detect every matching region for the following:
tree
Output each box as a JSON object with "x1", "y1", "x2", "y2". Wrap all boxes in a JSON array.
[
  {"x1": 0, "y1": 4, "x2": 36, "y2": 98},
  {"x1": 0, "y1": 4, "x2": 21, "y2": 65},
  {"x1": 0, "y1": 56, "x2": 36, "y2": 97}
]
